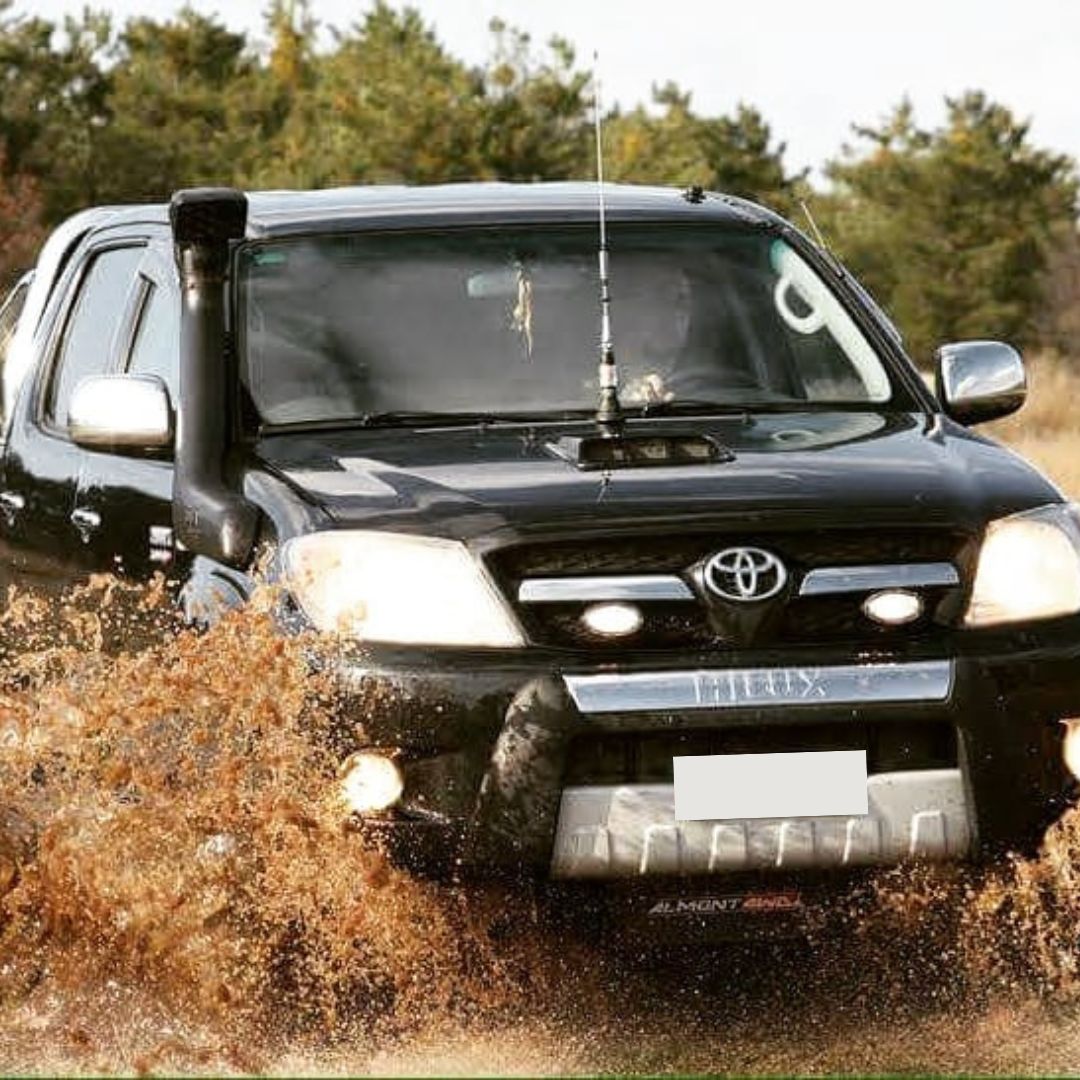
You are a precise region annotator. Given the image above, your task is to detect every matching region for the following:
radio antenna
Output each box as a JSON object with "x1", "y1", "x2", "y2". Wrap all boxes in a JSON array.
[
  {"x1": 799, "y1": 197, "x2": 830, "y2": 252},
  {"x1": 592, "y1": 54, "x2": 622, "y2": 432}
]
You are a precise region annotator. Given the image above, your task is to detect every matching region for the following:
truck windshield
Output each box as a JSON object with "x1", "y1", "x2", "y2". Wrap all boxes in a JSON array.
[{"x1": 239, "y1": 225, "x2": 895, "y2": 428}]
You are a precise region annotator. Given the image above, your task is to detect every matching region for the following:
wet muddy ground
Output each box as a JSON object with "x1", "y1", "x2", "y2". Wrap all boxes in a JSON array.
[{"x1": 2, "y1": 578, "x2": 1080, "y2": 1076}]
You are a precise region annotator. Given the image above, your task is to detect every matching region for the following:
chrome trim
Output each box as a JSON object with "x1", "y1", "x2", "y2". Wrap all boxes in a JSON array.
[
  {"x1": 702, "y1": 546, "x2": 787, "y2": 602},
  {"x1": 70, "y1": 507, "x2": 101, "y2": 543},
  {"x1": 551, "y1": 769, "x2": 972, "y2": 878},
  {"x1": 564, "y1": 660, "x2": 953, "y2": 714},
  {"x1": 0, "y1": 491, "x2": 24, "y2": 527},
  {"x1": 936, "y1": 340, "x2": 1026, "y2": 425},
  {"x1": 518, "y1": 574, "x2": 694, "y2": 603},
  {"x1": 68, "y1": 374, "x2": 173, "y2": 451},
  {"x1": 799, "y1": 563, "x2": 959, "y2": 596},
  {"x1": 149, "y1": 525, "x2": 174, "y2": 565}
]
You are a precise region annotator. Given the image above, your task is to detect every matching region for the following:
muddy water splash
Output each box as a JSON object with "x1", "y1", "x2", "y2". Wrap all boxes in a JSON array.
[
  {"x1": 0, "y1": 578, "x2": 595, "y2": 1073},
  {"x1": 2, "y1": 578, "x2": 1080, "y2": 1074}
]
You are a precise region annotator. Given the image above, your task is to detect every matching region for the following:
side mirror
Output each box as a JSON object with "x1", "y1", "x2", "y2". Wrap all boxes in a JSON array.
[
  {"x1": 934, "y1": 341, "x2": 1026, "y2": 425},
  {"x1": 69, "y1": 374, "x2": 174, "y2": 452}
]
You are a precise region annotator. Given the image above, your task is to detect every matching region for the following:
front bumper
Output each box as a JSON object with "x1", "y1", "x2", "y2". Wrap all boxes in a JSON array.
[
  {"x1": 552, "y1": 769, "x2": 970, "y2": 877},
  {"x1": 334, "y1": 629, "x2": 1080, "y2": 883}
]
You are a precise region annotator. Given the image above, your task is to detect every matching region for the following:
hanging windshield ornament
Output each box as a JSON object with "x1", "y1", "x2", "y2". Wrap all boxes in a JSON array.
[{"x1": 510, "y1": 260, "x2": 534, "y2": 359}]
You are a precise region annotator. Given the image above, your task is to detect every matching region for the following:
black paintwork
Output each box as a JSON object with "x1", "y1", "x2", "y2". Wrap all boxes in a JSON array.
[
  {"x1": 1, "y1": 182, "x2": 1077, "y2": 903},
  {"x1": 252, "y1": 411, "x2": 1059, "y2": 543}
]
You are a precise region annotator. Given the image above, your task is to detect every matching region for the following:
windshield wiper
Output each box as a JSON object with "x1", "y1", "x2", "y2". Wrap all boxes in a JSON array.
[
  {"x1": 260, "y1": 408, "x2": 597, "y2": 434},
  {"x1": 631, "y1": 399, "x2": 753, "y2": 419}
]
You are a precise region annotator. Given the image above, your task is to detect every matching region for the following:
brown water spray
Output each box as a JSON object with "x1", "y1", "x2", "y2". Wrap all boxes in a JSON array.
[{"x1": 1, "y1": 577, "x2": 1080, "y2": 1074}]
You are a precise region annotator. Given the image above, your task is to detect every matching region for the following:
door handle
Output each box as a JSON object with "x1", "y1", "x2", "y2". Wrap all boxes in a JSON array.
[
  {"x1": 0, "y1": 491, "x2": 24, "y2": 527},
  {"x1": 70, "y1": 507, "x2": 101, "y2": 544}
]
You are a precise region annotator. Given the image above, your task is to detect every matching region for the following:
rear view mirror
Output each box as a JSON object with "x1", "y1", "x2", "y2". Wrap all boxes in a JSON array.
[
  {"x1": 68, "y1": 373, "x2": 174, "y2": 452},
  {"x1": 934, "y1": 341, "x2": 1026, "y2": 425}
]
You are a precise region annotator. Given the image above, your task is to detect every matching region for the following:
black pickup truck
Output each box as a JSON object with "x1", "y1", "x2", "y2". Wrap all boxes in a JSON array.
[{"x1": 2, "y1": 182, "x2": 1078, "y2": 936}]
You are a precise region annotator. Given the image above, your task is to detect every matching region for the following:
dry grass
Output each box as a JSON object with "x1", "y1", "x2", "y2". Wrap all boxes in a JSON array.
[{"x1": 986, "y1": 352, "x2": 1080, "y2": 498}]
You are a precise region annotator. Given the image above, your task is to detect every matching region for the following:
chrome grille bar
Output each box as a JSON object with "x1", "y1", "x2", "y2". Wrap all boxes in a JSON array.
[
  {"x1": 799, "y1": 563, "x2": 959, "y2": 596},
  {"x1": 518, "y1": 574, "x2": 694, "y2": 603},
  {"x1": 565, "y1": 660, "x2": 953, "y2": 714}
]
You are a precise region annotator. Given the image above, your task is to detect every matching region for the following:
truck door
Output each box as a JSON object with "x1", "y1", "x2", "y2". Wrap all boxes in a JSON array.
[
  {"x1": 0, "y1": 240, "x2": 145, "y2": 594},
  {"x1": 69, "y1": 241, "x2": 185, "y2": 582}
]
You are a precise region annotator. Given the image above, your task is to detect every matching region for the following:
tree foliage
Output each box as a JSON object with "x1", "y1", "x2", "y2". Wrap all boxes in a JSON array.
[
  {"x1": 0, "y1": 144, "x2": 45, "y2": 287},
  {"x1": 0, "y1": 1, "x2": 112, "y2": 219},
  {"x1": 99, "y1": 8, "x2": 262, "y2": 200},
  {"x1": 476, "y1": 20, "x2": 590, "y2": 182},
  {"x1": 824, "y1": 93, "x2": 1078, "y2": 359},
  {"x1": 606, "y1": 83, "x2": 801, "y2": 213},
  {"x1": 0, "y1": 2, "x2": 1075, "y2": 357}
]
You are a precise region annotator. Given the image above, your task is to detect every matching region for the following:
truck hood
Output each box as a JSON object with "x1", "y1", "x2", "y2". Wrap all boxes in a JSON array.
[{"x1": 253, "y1": 411, "x2": 1061, "y2": 543}]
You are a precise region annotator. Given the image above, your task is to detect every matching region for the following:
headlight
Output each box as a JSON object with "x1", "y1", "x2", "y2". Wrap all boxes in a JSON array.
[
  {"x1": 339, "y1": 752, "x2": 404, "y2": 814},
  {"x1": 965, "y1": 503, "x2": 1080, "y2": 627},
  {"x1": 282, "y1": 530, "x2": 525, "y2": 647}
]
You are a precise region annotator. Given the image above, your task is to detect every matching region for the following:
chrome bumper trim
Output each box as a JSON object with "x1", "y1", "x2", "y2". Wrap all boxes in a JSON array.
[
  {"x1": 799, "y1": 562, "x2": 959, "y2": 596},
  {"x1": 551, "y1": 769, "x2": 972, "y2": 878},
  {"x1": 518, "y1": 574, "x2": 694, "y2": 603},
  {"x1": 565, "y1": 660, "x2": 953, "y2": 715}
]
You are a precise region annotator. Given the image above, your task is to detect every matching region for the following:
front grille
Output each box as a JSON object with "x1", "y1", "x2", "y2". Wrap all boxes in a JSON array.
[
  {"x1": 490, "y1": 526, "x2": 972, "y2": 653},
  {"x1": 493, "y1": 527, "x2": 969, "y2": 579},
  {"x1": 534, "y1": 603, "x2": 717, "y2": 649},
  {"x1": 563, "y1": 721, "x2": 957, "y2": 787}
]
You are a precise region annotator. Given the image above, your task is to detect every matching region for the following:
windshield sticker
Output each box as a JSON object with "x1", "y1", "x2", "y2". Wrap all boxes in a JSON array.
[{"x1": 510, "y1": 262, "x2": 534, "y2": 358}]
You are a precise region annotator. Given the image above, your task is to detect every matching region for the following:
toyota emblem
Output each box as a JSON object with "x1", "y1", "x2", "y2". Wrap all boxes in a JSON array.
[{"x1": 703, "y1": 547, "x2": 788, "y2": 602}]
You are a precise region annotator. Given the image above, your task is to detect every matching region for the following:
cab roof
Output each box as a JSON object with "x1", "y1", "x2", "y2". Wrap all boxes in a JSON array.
[
  {"x1": 242, "y1": 182, "x2": 780, "y2": 238},
  {"x1": 80, "y1": 182, "x2": 783, "y2": 240}
]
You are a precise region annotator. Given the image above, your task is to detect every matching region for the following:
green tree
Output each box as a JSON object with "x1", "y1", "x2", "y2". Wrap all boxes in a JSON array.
[
  {"x1": 825, "y1": 93, "x2": 1078, "y2": 359},
  {"x1": 239, "y1": 0, "x2": 319, "y2": 188},
  {"x1": 606, "y1": 83, "x2": 802, "y2": 212},
  {"x1": 259, "y1": 2, "x2": 485, "y2": 188},
  {"x1": 476, "y1": 20, "x2": 591, "y2": 180},
  {"x1": 0, "y1": 145, "x2": 45, "y2": 286},
  {"x1": 699, "y1": 103, "x2": 800, "y2": 212},
  {"x1": 606, "y1": 84, "x2": 711, "y2": 188},
  {"x1": 95, "y1": 7, "x2": 264, "y2": 202},
  {"x1": 0, "y1": 2, "x2": 113, "y2": 219},
  {"x1": 266, "y1": 0, "x2": 315, "y2": 92}
]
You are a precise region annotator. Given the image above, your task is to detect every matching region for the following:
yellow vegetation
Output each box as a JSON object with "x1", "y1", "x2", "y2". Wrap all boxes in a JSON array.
[{"x1": 988, "y1": 352, "x2": 1080, "y2": 498}]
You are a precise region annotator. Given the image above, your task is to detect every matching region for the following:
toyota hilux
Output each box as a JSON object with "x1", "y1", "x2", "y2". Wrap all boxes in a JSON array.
[{"x1": 1, "y1": 182, "x2": 1077, "y2": 936}]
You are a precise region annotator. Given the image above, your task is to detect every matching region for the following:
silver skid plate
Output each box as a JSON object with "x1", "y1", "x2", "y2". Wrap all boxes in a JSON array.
[{"x1": 550, "y1": 769, "x2": 971, "y2": 879}]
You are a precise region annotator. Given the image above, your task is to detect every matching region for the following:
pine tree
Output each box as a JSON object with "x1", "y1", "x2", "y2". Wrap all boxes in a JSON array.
[{"x1": 825, "y1": 93, "x2": 1078, "y2": 359}]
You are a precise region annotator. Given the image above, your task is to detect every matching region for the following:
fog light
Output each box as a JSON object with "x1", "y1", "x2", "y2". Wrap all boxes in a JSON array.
[
  {"x1": 339, "y1": 751, "x2": 404, "y2": 814},
  {"x1": 1062, "y1": 720, "x2": 1080, "y2": 781},
  {"x1": 581, "y1": 602, "x2": 644, "y2": 637},
  {"x1": 863, "y1": 589, "x2": 923, "y2": 626}
]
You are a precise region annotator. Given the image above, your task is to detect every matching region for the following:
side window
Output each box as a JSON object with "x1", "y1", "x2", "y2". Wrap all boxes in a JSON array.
[
  {"x1": 126, "y1": 279, "x2": 179, "y2": 395},
  {"x1": 46, "y1": 246, "x2": 143, "y2": 430}
]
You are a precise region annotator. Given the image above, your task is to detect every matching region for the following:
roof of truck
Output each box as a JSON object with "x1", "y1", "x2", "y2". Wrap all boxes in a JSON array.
[
  {"x1": 80, "y1": 182, "x2": 783, "y2": 239},
  {"x1": 243, "y1": 182, "x2": 780, "y2": 237}
]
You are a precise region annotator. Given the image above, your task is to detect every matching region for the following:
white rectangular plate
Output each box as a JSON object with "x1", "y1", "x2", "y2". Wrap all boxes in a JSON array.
[{"x1": 673, "y1": 750, "x2": 869, "y2": 822}]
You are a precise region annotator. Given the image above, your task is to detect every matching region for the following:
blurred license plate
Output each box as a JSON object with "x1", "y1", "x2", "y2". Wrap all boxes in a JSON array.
[{"x1": 673, "y1": 750, "x2": 868, "y2": 822}]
